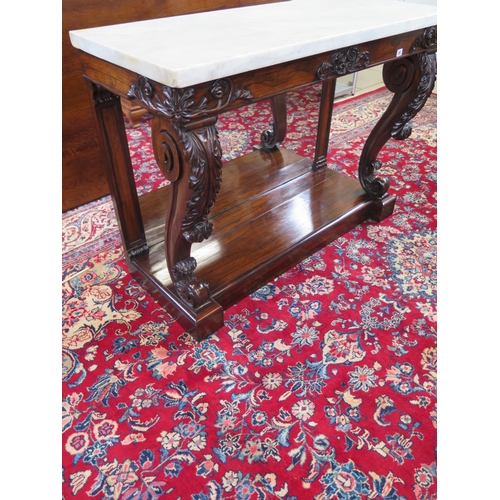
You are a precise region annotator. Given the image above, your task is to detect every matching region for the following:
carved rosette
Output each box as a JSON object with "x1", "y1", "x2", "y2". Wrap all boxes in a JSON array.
[{"x1": 317, "y1": 47, "x2": 370, "y2": 80}]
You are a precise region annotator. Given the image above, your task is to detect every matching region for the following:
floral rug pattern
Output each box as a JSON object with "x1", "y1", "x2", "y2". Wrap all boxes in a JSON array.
[{"x1": 62, "y1": 86, "x2": 437, "y2": 499}]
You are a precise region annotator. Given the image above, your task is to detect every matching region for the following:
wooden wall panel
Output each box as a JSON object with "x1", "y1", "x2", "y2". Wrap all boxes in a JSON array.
[{"x1": 62, "y1": 0, "x2": 285, "y2": 212}]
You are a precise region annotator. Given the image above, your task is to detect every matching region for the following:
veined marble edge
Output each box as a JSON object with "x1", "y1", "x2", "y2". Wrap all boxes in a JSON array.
[
  {"x1": 166, "y1": 23, "x2": 436, "y2": 87},
  {"x1": 69, "y1": 4, "x2": 437, "y2": 88},
  {"x1": 71, "y1": 24, "x2": 436, "y2": 88}
]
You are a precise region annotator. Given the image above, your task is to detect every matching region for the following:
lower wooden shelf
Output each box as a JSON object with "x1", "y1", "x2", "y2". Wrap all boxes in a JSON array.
[{"x1": 129, "y1": 147, "x2": 386, "y2": 334}]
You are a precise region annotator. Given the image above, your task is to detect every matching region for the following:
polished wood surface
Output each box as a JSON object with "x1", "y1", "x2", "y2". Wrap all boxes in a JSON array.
[
  {"x1": 133, "y1": 148, "x2": 385, "y2": 302},
  {"x1": 78, "y1": 22, "x2": 436, "y2": 339},
  {"x1": 62, "y1": 0, "x2": 286, "y2": 212}
]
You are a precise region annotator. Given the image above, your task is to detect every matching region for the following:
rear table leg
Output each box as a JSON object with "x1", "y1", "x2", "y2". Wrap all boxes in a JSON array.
[
  {"x1": 260, "y1": 94, "x2": 287, "y2": 150},
  {"x1": 313, "y1": 78, "x2": 337, "y2": 171}
]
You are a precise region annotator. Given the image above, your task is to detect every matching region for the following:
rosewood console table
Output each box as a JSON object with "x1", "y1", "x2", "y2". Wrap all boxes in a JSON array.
[{"x1": 70, "y1": 0, "x2": 437, "y2": 340}]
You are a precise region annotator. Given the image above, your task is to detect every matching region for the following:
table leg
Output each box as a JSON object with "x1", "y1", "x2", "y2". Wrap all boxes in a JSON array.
[
  {"x1": 259, "y1": 94, "x2": 287, "y2": 150},
  {"x1": 358, "y1": 48, "x2": 437, "y2": 221},
  {"x1": 313, "y1": 78, "x2": 337, "y2": 170},
  {"x1": 86, "y1": 80, "x2": 148, "y2": 257},
  {"x1": 151, "y1": 114, "x2": 224, "y2": 339}
]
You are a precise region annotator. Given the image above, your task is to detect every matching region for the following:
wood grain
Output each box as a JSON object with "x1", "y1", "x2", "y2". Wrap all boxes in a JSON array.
[{"x1": 62, "y1": 0, "x2": 285, "y2": 211}]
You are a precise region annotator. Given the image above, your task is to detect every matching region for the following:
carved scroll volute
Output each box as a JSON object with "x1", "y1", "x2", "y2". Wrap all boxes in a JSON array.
[
  {"x1": 358, "y1": 27, "x2": 437, "y2": 199},
  {"x1": 152, "y1": 118, "x2": 182, "y2": 184},
  {"x1": 358, "y1": 56, "x2": 419, "y2": 198}
]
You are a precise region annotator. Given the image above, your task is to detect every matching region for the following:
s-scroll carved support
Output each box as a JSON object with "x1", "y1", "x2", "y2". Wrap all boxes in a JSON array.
[
  {"x1": 128, "y1": 75, "x2": 253, "y2": 338},
  {"x1": 152, "y1": 114, "x2": 221, "y2": 310},
  {"x1": 151, "y1": 114, "x2": 225, "y2": 340},
  {"x1": 358, "y1": 28, "x2": 437, "y2": 220}
]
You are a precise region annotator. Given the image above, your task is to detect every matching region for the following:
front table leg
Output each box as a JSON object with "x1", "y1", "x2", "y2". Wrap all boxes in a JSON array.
[
  {"x1": 152, "y1": 114, "x2": 225, "y2": 339},
  {"x1": 359, "y1": 44, "x2": 437, "y2": 221},
  {"x1": 126, "y1": 76, "x2": 254, "y2": 339}
]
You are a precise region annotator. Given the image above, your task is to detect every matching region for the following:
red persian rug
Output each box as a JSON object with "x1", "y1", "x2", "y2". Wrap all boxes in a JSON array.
[{"x1": 62, "y1": 85, "x2": 437, "y2": 499}]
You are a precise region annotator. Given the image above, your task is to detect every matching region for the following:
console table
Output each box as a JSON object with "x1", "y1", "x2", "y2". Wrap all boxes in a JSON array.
[{"x1": 70, "y1": 0, "x2": 437, "y2": 340}]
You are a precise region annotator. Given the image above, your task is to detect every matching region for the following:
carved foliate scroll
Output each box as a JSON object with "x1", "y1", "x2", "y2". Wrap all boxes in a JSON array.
[
  {"x1": 154, "y1": 120, "x2": 221, "y2": 307},
  {"x1": 358, "y1": 27, "x2": 437, "y2": 199},
  {"x1": 130, "y1": 76, "x2": 253, "y2": 245},
  {"x1": 181, "y1": 124, "x2": 223, "y2": 243},
  {"x1": 128, "y1": 76, "x2": 253, "y2": 128},
  {"x1": 172, "y1": 257, "x2": 210, "y2": 308},
  {"x1": 128, "y1": 76, "x2": 253, "y2": 308},
  {"x1": 411, "y1": 26, "x2": 437, "y2": 53},
  {"x1": 317, "y1": 47, "x2": 370, "y2": 80},
  {"x1": 151, "y1": 122, "x2": 223, "y2": 244},
  {"x1": 389, "y1": 27, "x2": 437, "y2": 140}
]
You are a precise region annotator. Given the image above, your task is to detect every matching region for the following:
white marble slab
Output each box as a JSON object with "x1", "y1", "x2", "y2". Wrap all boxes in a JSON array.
[{"x1": 69, "y1": 0, "x2": 437, "y2": 88}]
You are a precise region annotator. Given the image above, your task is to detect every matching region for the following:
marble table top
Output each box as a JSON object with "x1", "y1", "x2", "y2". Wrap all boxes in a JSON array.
[{"x1": 69, "y1": 0, "x2": 437, "y2": 88}]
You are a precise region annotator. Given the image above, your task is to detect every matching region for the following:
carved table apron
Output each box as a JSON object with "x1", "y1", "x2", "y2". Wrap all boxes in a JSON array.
[{"x1": 70, "y1": 3, "x2": 437, "y2": 340}]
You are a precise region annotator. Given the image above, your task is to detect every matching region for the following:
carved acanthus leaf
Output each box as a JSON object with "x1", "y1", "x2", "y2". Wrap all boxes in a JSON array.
[
  {"x1": 391, "y1": 28, "x2": 437, "y2": 140},
  {"x1": 179, "y1": 124, "x2": 223, "y2": 243},
  {"x1": 410, "y1": 26, "x2": 437, "y2": 53},
  {"x1": 359, "y1": 160, "x2": 390, "y2": 198},
  {"x1": 127, "y1": 76, "x2": 253, "y2": 127}
]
